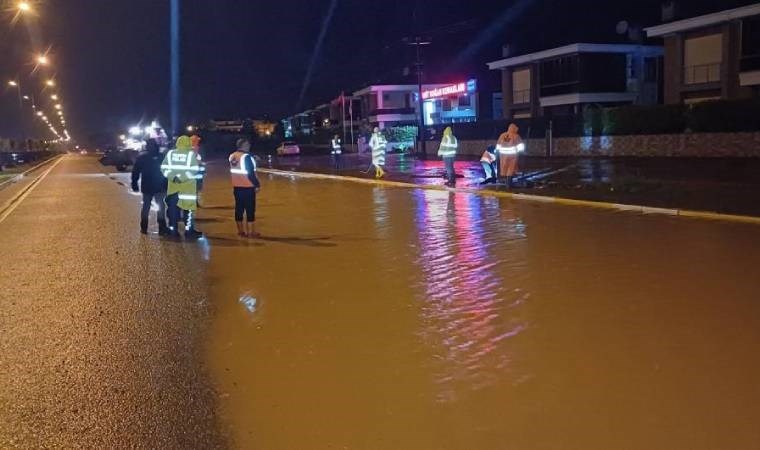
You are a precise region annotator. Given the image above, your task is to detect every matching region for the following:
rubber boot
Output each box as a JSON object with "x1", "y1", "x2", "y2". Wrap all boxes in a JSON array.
[
  {"x1": 185, "y1": 211, "x2": 203, "y2": 239},
  {"x1": 158, "y1": 220, "x2": 169, "y2": 236}
]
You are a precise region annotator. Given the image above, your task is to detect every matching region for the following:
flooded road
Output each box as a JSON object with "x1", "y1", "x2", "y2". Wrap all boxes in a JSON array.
[{"x1": 199, "y1": 167, "x2": 760, "y2": 449}]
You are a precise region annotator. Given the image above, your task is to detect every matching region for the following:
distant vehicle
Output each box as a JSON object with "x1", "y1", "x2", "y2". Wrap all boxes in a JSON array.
[
  {"x1": 79, "y1": 149, "x2": 88, "y2": 155},
  {"x1": 276, "y1": 141, "x2": 300, "y2": 156},
  {"x1": 100, "y1": 120, "x2": 169, "y2": 171},
  {"x1": 100, "y1": 147, "x2": 138, "y2": 172}
]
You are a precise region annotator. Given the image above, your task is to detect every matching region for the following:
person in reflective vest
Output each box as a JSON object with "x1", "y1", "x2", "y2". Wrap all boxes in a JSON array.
[
  {"x1": 331, "y1": 134, "x2": 342, "y2": 170},
  {"x1": 229, "y1": 138, "x2": 261, "y2": 238},
  {"x1": 369, "y1": 127, "x2": 387, "y2": 179},
  {"x1": 495, "y1": 123, "x2": 525, "y2": 187},
  {"x1": 162, "y1": 135, "x2": 204, "y2": 238},
  {"x1": 437, "y1": 126, "x2": 458, "y2": 185},
  {"x1": 480, "y1": 145, "x2": 498, "y2": 184}
]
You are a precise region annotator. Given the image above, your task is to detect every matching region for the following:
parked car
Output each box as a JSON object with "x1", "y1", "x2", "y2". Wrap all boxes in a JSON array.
[
  {"x1": 276, "y1": 141, "x2": 300, "y2": 156},
  {"x1": 100, "y1": 147, "x2": 138, "y2": 171}
]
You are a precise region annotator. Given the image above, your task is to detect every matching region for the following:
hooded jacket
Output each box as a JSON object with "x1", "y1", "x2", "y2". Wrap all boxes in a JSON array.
[{"x1": 131, "y1": 140, "x2": 167, "y2": 194}]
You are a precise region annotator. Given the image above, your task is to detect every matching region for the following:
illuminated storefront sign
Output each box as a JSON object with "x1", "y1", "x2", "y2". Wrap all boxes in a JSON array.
[{"x1": 422, "y1": 79, "x2": 477, "y2": 100}]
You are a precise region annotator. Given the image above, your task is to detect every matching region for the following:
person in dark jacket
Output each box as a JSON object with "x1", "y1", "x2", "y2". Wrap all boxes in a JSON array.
[{"x1": 132, "y1": 139, "x2": 169, "y2": 235}]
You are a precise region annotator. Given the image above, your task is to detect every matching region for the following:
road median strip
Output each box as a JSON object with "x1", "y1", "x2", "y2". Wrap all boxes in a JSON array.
[
  {"x1": 258, "y1": 167, "x2": 760, "y2": 226},
  {"x1": 0, "y1": 154, "x2": 63, "y2": 191},
  {"x1": 0, "y1": 156, "x2": 65, "y2": 224}
]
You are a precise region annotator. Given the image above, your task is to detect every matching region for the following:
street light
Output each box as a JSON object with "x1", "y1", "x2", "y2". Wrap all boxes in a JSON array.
[
  {"x1": 37, "y1": 55, "x2": 49, "y2": 66},
  {"x1": 17, "y1": 2, "x2": 31, "y2": 12},
  {"x1": 8, "y1": 80, "x2": 18, "y2": 87},
  {"x1": 51, "y1": 94, "x2": 58, "y2": 100},
  {"x1": 46, "y1": 79, "x2": 55, "y2": 87}
]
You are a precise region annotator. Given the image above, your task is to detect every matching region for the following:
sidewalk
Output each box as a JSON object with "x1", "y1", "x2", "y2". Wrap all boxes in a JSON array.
[{"x1": 257, "y1": 153, "x2": 760, "y2": 217}]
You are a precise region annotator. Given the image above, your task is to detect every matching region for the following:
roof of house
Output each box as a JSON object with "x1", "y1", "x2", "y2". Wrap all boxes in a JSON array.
[
  {"x1": 487, "y1": 43, "x2": 663, "y2": 70},
  {"x1": 645, "y1": 3, "x2": 760, "y2": 37}
]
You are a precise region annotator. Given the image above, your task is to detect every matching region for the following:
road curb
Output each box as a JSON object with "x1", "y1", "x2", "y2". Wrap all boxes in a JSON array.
[
  {"x1": 0, "y1": 156, "x2": 65, "y2": 224},
  {"x1": 0, "y1": 154, "x2": 63, "y2": 191},
  {"x1": 258, "y1": 168, "x2": 760, "y2": 226}
]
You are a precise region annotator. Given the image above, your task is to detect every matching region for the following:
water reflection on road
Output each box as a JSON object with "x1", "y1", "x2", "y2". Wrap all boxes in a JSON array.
[
  {"x1": 411, "y1": 189, "x2": 529, "y2": 402},
  {"x1": 200, "y1": 169, "x2": 760, "y2": 449}
]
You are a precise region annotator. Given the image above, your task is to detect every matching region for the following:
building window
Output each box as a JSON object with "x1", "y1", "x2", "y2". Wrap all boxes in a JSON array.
[
  {"x1": 458, "y1": 95, "x2": 471, "y2": 107},
  {"x1": 512, "y1": 67, "x2": 531, "y2": 104},
  {"x1": 742, "y1": 17, "x2": 760, "y2": 72},
  {"x1": 683, "y1": 33, "x2": 722, "y2": 84},
  {"x1": 442, "y1": 99, "x2": 452, "y2": 111},
  {"x1": 540, "y1": 56, "x2": 580, "y2": 96}
]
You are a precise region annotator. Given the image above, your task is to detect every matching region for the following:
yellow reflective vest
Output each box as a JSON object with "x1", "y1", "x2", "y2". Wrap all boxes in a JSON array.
[
  {"x1": 161, "y1": 148, "x2": 203, "y2": 211},
  {"x1": 437, "y1": 134, "x2": 458, "y2": 158}
]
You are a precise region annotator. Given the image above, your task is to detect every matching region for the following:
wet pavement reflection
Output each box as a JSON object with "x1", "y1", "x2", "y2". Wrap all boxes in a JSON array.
[{"x1": 199, "y1": 166, "x2": 760, "y2": 449}]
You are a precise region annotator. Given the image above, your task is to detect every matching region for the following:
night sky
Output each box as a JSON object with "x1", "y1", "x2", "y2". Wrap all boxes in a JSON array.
[{"x1": 0, "y1": 0, "x2": 755, "y2": 144}]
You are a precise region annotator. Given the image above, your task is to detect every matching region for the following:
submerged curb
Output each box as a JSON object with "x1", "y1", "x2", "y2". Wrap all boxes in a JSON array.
[{"x1": 258, "y1": 168, "x2": 760, "y2": 226}]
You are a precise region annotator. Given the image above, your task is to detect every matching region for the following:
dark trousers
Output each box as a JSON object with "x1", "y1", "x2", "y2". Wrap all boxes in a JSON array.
[
  {"x1": 141, "y1": 192, "x2": 166, "y2": 226},
  {"x1": 166, "y1": 193, "x2": 181, "y2": 231},
  {"x1": 233, "y1": 187, "x2": 256, "y2": 222},
  {"x1": 443, "y1": 157, "x2": 455, "y2": 183}
]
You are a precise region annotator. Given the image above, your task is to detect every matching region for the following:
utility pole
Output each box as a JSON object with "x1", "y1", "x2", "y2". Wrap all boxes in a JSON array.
[
  {"x1": 170, "y1": 0, "x2": 180, "y2": 137},
  {"x1": 407, "y1": 36, "x2": 431, "y2": 160}
]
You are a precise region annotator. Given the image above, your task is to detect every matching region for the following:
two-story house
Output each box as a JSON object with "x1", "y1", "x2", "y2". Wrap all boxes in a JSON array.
[
  {"x1": 487, "y1": 43, "x2": 663, "y2": 119},
  {"x1": 644, "y1": 3, "x2": 760, "y2": 103}
]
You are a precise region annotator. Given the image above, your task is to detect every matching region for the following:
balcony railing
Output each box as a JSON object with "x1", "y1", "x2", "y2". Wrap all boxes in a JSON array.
[
  {"x1": 683, "y1": 63, "x2": 721, "y2": 85},
  {"x1": 512, "y1": 89, "x2": 531, "y2": 104}
]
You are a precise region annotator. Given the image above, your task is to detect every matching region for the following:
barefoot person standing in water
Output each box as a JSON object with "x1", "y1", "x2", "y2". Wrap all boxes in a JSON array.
[{"x1": 229, "y1": 138, "x2": 261, "y2": 238}]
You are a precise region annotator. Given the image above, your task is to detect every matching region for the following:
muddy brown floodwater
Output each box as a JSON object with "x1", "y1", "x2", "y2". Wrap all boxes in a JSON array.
[{"x1": 199, "y1": 168, "x2": 760, "y2": 449}]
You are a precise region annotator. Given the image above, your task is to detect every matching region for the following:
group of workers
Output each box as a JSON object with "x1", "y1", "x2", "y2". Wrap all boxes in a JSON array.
[
  {"x1": 364, "y1": 122, "x2": 524, "y2": 186},
  {"x1": 131, "y1": 135, "x2": 261, "y2": 239},
  {"x1": 130, "y1": 122, "x2": 524, "y2": 237},
  {"x1": 131, "y1": 135, "x2": 205, "y2": 238},
  {"x1": 480, "y1": 123, "x2": 525, "y2": 186}
]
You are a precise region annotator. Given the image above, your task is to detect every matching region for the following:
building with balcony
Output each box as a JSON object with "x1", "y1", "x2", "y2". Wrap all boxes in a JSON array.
[
  {"x1": 645, "y1": 3, "x2": 760, "y2": 103},
  {"x1": 352, "y1": 85, "x2": 428, "y2": 129},
  {"x1": 487, "y1": 43, "x2": 663, "y2": 119},
  {"x1": 351, "y1": 82, "x2": 483, "y2": 129}
]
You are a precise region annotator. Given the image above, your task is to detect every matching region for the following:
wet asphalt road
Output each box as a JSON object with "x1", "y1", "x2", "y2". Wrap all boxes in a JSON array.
[{"x1": 0, "y1": 155, "x2": 225, "y2": 448}]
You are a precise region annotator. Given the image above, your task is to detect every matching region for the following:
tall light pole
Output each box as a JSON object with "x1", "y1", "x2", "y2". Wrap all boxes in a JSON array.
[
  {"x1": 7, "y1": 80, "x2": 30, "y2": 144},
  {"x1": 7, "y1": 80, "x2": 22, "y2": 107},
  {"x1": 170, "y1": 0, "x2": 180, "y2": 137},
  {"x1": 406, "y1": 37, "x2": 431, "y2": 160}
]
